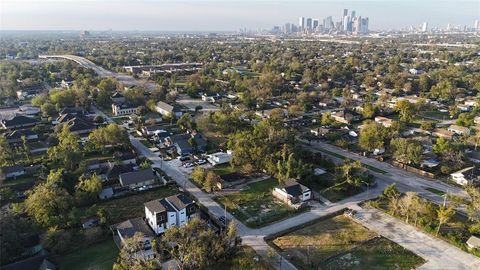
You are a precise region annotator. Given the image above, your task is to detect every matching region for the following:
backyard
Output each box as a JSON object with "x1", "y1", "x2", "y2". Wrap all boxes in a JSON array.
[
  {"x1": 215, "y1": 178, "x2": 305, "y2": 228},
  {"x1": 300, "y1": 173, "x2": 364, "y2": 203},
  {"x1": 57, "y1": 240, "x2": 118, "y2": 270},
  {"x1": 269, "y1": 214, "x2": 425, "y2": 270}
]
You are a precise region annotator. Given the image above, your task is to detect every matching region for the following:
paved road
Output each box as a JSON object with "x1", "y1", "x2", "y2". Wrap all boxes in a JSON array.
[
  {"x1": 352, "y1": 206, "x2": 480, "y2": 270},
  {"x1": 300, "y1": 139, "x2": 467, "y2": 201},
  {"x1": 39, "y1": 54, "x2": 158, "y2": 90}
]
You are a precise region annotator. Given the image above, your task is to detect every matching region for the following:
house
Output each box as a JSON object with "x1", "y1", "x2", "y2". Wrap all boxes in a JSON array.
[
  {"x1": 119, "y1": 169, "x2": 156, "y2": 189},
  {"x1": 111, "y1": 91, "x2": 126, "y2": 104},
  {"x1": 145, "y1": 193, "x2": 196, "y2": 235},
  {"x1": 115, "y1": 217, "x2": 156, "y2": 260},
  {"x1": 1, "y1": 250, "x2": 56, "y2": 270},
  {"x1": 63, "y1": 116, "x2": 95, "y2": 135},
  {"x1": 432, "y1": 128, "x2": 455, "y2": 140},
  {"x1": 272, "y1": 181, "x2": 311, "y2": 206},
  {"x1": 466, "y1": 236, "x2": 480, "y2": 250},
  {"x1": 310, "y1": 127, "x2": 330, "y2": 137},
  {"x1": 331, "y1": 110, "x2": 360, "y2": 124},
  {"x1": 112, "y1": 103, "x2": 138, "y2": 116},
  {"x1": 216, "y1": 172, "x2": 248, "y2": 190},
  {"x1": 374, "y1": 116, "x2": 393, "y2": 127},
  {"x1": 102, "y1": 163, "x2": 135, "y2": 182},
  {"x1": 5, "y1": 129, "x2": 38, "y2": 144},
  {"x1": 16, "y1": 87, "x2": 42, "y2": 100},
  {"x1": 155, "y1": 101, "x2": 183, "y2": 118},
  {"x1": 166, "y1": 133, "x2": 207, "y2": 156},
  {"x1": 450, "y1": 167, "x2": 480, "y2": 186},
  {"x1": 141, "y1": 125, "x2": 167, "y2": 137},
  {"x1": 0, "y1": 165, "x2": 26, "y2": 180},
  {"x1": 447, "y1": 125, "x2": 471, "y2": 136},
  {"x1": 207, "y1": 151, "x2": 232, "y2": 166},
  {"x1": 1, "y1": 115, "x2": 38, "y2": 130},
  {"x1": 113, "y1": 151, "x2": 137, "y2": 165}
]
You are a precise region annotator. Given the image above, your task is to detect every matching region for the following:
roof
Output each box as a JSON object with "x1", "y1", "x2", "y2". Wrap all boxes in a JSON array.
[
  {"x1": 281, "y1": 181, "x2": 310, "y2": 197},
  {"x1": 1, "y1": 164, "x2": 25, "y2": 174},
  {"x1": 156, "y1": 101, "x2": 181, "y2": 113},
  {"x1": 6, "y1": 129, "x2": 36, "y2": 140},
  {"x1": 145, "y1": 198, "x2": 168, "y2": 213},
  {"x1": 2, "y1": 115, "x2": 38, "y2": 128},
  {"x1": 119, "y1": 169, "x2": 155, "y2": 186},
  {"x1": 111, "y1": 91, "x2": 124, "y2": 98},
  {"x1": 451, "y1": 166, "x2": 480, "y2": 181},
  {"x1": 106, "y1": 163, "x2": 134, "y2": 181},
  {"x1": 65, "y1": 117, "x2": 95, "y2": 132},
  {"x1": 1, "y1": 252, "x2": 55, "y2": 270},
  {"x1": 467, "y1": 236, "x2": 480, "y2": 248},
  {"x1": 116, "y1": 217, "x2": 154, "y2": 239},
  {"x1": 166, "y1": 193, "x2": 194, "y2": 211}
]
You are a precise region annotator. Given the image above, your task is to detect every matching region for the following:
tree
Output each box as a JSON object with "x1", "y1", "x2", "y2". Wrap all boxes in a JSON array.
[
  {"x1": 113, "y1": 232, "x2": 159, "y2": 270},
  {"x1": 24, "y1": 170, "x2": 73, "y2": 228},
  {"x1": 191, "y1": 166, "x2": 206, "y2": 185},
  {"x1": 359, "y1": 121, "x2": 385, "y2": 152},
  {"x1": 75, "y1": 174, "x2": 102, "y2": 205},
  {"x1": 420, "y1": 120, "x2": 436, "y2": 131},
  {"x1": 320, "y1": 112, "x2": 333, "y2": 126},
  {"x1": 436, "y1": 204, "x2": 455, "y2": 236},
  {"x1": 204, "y1": 170, "x2": 220, "y2": 192},
  {"x1": 87, "y1": 124, "x2": 130, "y2": 153},
  {"x1": 41, "y1": 227, "x2": 73, "y2": 255},
  {"x1": 361, "y1": 102, "x2": 376, "y2": 119},
  {"x1": 456, "y1": 112, "x2": 475, "y2": 127},
  {"x1": 177, "y1": 113, "x2": 196, "y2": 131},
  {"x1": 390, "y1": 138, "x2": 423, "y2": 165},
  {"x1": 395, "y1": 100, "x2": 416, "y2": 123},
  {"x1": 397, "y1": 192, "x2": 421, "y2": 224},
  {"x1": 0, "y1": 211, "x2": 40, "y2": 264},
  {"x1": 48, "y1": 124, "x2": 82, "y2": 170},
  {"x1": 0, "y1": 137, "x2": 15, "y2": 166},
  {"x1": 432, "y1": 137, "x2": 453, "y2": 154},
  {"x1": 162, "y1": 218, "x2": 238, "y2": 270}
]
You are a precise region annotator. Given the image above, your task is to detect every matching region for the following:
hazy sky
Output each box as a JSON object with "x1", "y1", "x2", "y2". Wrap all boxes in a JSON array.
[{"x1": 1, "y1": 0, "x2": 479, "y2": 31}]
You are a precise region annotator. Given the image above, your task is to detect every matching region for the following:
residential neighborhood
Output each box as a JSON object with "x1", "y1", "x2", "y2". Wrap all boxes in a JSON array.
[{"x1": 1, "y1": 3, "x2": 480, "y2": 270}]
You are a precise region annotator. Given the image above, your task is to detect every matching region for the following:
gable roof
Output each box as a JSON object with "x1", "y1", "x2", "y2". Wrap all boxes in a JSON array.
[
  {"x1": 116, "y1": 217, "x2": 154, "y2": 238},
  {"x1": 145, "y1": 193, "x2": 194, "y2": 214},
  {"x1": 166, "y1": 193, "x2": 194, "y2": 211},
  {"x1": 156, "y1": 101, "x2": 181, "y2": 113},
  {"x1": 65, "y1": 117, "x2": 95, "y2": 133},
  {"x1": 6, "y1": 129, "x2": 37, "y2": 140},
  {"x1": 119, "y1": 169, "x2": 155, "y2": 186},
  {"x1": 2, "y1": 115, "x2": 38, "y2": 128},
  {"x1": 281, "y1": 181, "x2": 310, "y2": 197}
]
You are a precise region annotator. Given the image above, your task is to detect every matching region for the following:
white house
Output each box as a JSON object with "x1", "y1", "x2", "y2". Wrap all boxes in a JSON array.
[
  {"x1": 111, "y1": 103, "x2": 139, "y2": 116},
  {"x1": 207, "y1": 151, "x2": 232, "y2": 166},
  {"x1": 450, "y1": 167, "x2": 480, "y2": 186},
  {"x1": 272, "y1": 181, "x2": 311, "y2": 206},
  {"x1": 145, "y1": 193, "x2": 196, "y2": 235},
  {"x1": 155, "y1": 101, "x2": 183, "y2": 118}
]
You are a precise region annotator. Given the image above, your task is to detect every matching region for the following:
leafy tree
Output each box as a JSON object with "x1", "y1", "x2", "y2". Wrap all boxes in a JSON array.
[
  {"x1": 432, "y1": 137, "x2": 453, "y2": 154},
  {"x1": 0, "y1": 137, "x2": 15, "y2": 166},
  {"x1": 97, "y1": 77, "x2": 118, "y2": 92},
  {"x1": 395, "y1": 100, "x2": 416, "y2": 123},
  {"x1": 456, "y1": 112, "x2": 475, "y2": 127},
  {"x1": 24, "y1": 170, "x2": 73, "y2": 228},
  {"x1": 48, "y1": 124, "x2": 82, "y2": 170},
  {"x1": 113, "y1": 232, "x2": 159, "y2": 270},
  {"x1": 436, "y1": 204, "x2": 455, "y2": 236},
  {"x1": 86, "y1": 124, "x2": 130, "y2": 153},
  {"x1": 359, "y1": 121, "x2": 385, "y2": 152},
  {"x1": 0, "y1": 211, "x2": 40, "y2": 264},
  {"x1": 191, "y1": 166, "x2": 206, "y2": 185},
  {"x1": 177, "y1": 113, "x2": 196, "y2": 131},
  {"x1": 204, "y1": 170, "x2": 220, "y2": 192},
  {"x1": 390, "y1": 138, "x2": 423, "y2": 165},
  {"x1": 75, "y1": 174, "x2": 102, "y2": 205},
  {"x1": 41, "y1": 227, "x2": 73, "y2": 255}
]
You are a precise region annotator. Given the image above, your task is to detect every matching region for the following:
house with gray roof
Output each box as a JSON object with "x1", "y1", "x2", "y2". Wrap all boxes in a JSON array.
[
  {"x1": 119, "y1": 169, "x2": 156, "y2": 189},
  {"x1": 272, "y1": 180, "x2": 311, "y2": 206}
]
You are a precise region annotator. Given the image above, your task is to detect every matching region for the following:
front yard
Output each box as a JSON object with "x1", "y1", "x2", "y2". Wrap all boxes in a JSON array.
[
  {"x1": 215, "y1": 178, "x2": 306, "y2": 228},
  {"x1": 269, "y1": 214, "x2": 425, "y2": 270},
  {"x1": 57, "y1": 239, "x2": 118, "y2": 270}
]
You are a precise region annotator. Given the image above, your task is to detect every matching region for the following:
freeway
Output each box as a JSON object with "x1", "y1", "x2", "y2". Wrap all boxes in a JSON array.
[{"x1": 38, "y1": 54, "x2": 158, "y2": 90}]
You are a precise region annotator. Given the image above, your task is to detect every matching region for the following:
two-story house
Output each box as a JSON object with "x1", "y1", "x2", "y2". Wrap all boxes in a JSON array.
[{"x1": 145, "y1": 193, "x2": 196, "y2": 235}]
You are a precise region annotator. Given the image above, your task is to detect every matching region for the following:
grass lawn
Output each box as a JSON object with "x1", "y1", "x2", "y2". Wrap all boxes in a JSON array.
[
  {"x1": 215, "y1": 178, "x2": 305, "y2": 228},
  {"x1": 300, "y1": 173, "x2": 364, "y2": 203},
  {"x1": 212, "y1": 164, "x2": 238, "y2": 176},
  {"x1": 212, "y1": 246, "x2": 272, "y2": 270},
  {"x1": 90, "y1": 186, "x2": 178, "y2": 225},
  {"x1": 139, "y1": 139, "x2": 154, "y2": 148},
  {"x1": 57, "y1": 240, "x2": 118, "y2": 270},
  {"x1": 425, "y1": 187, "x2": 446, "y2": 196},
  {"x1": 270, "y1": 215, "x2": 424, "y2": 270}
]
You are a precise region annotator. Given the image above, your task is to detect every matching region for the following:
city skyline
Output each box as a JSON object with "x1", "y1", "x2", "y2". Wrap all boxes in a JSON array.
[{"x1": 1, "y1": 0, "x2": 479, "y2": 31}]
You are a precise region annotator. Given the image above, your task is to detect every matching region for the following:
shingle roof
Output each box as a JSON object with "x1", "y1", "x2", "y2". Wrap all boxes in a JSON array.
[
  {"x1": 166, "y1": 193, "x2": 194, "y2": 211},
  {"x1": 119, "y1": 169, "x2": 155, "y2": 186},
  {"x1": 2, "y1": 115, "x2": 38, "y2": 128},
  {"x1": 282, "y1": 182, "x2": 310, "y2": 197},
  {"x1": 116, "y1": 217, "x2": 154, "y2": 238},
  {"x1": 145, "y1": 193, "x2": 194, "y2": 213}
]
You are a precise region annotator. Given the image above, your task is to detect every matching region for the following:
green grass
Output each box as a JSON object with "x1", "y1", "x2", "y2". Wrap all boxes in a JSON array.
[
  {"x1": 57, "y1": 240, "x2": 118, "y2": 270},
  {"x1": 212, "y1": 164, "x2": 238, "y2": 176},
  {"x1": 425, "y1": 187, "x2": 446, "y2": 196},
  {"x1": 324, "y1": 237, "x2": 425, "y2": 270},
  {"x1": 212, "y1": 246, "x2": 272, "y2": 270},
  {"x1": 215, "y1": 178, "x2": 304, "y2": 228},
  {"x1": 270, "y1": 215, "x2": 424, "y2": 270}
]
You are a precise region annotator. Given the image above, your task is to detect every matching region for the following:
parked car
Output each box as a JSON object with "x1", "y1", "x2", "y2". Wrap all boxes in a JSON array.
[
  {"x1": 196, "y1": 159, "x2": 207, "y2": 165},
  {"x1": 179, "y1": 156, "x2": 190, "y2": 162}
]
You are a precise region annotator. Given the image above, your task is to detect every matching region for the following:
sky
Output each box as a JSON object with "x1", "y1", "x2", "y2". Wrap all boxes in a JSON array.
[{"x1": 1, "y1": 0, "x2": 479, "y2": 31}]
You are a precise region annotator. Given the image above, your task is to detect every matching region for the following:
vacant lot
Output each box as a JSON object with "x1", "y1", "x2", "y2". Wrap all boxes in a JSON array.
[
  {"x1": 57, "y1": 240, "x2": 118, "y2": 270},
  {"x1": 270, "y1": 215, "x2": 424, "y2": 270},
  {"x1": 212, "y1": 246, "x2": 272, "y2": 270},
  {"x1": 300, "y1": 173, "x2": 363, "y2": 202},
  {"x1": 215, "y1": 178, "x2": 304, "y2": 228}
]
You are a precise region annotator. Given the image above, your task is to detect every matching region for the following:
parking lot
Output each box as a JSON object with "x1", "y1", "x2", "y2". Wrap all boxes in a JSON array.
[{"x1": 167, "y1": 155, "x2": 212, "y2": 174}]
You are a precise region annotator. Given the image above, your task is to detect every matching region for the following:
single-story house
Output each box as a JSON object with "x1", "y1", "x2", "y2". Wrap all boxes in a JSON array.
[
  {"x1": 467, "y1": 236, "x2": 480, "y2": 250},
  {"x1": 166, "y1": 133, "x2": 207, "y2": 156},
  {"x1": 119, "y1": 169, "x2": 156, "y2": 189},
  {"x1": 432, "y1": 128, "x2": 455, "y2": 140},
  {"x1": 0, "y1": 165, "x2": 26, "y2": 181},
  {"x1": 331, "y1": 110, "x2": 360, "y2": 124},
  {"x1": 155, "y1": 101, "x2": 183, "y2": 118},
  {"x1": 207, "y1": 151, "x2": 232, "y2": 166},
  {"x1": 1, "y1": 115, "x2": 38, "y2": 130},
  {"x1": 374, "y1": 116, "x2": 393, "y2": 128},
  {"x1": 447, "y1": 125, "x2": 471, "y2": 136},
  {"x1": 450, "y1": 166, "x2": 480, "y2": 186},
  {"x1": 272, "y1": 181, "x2": 311, "y2": 206},
  {"x1": 5, "y1": 129, "x2": 38, "y2": 144}
]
